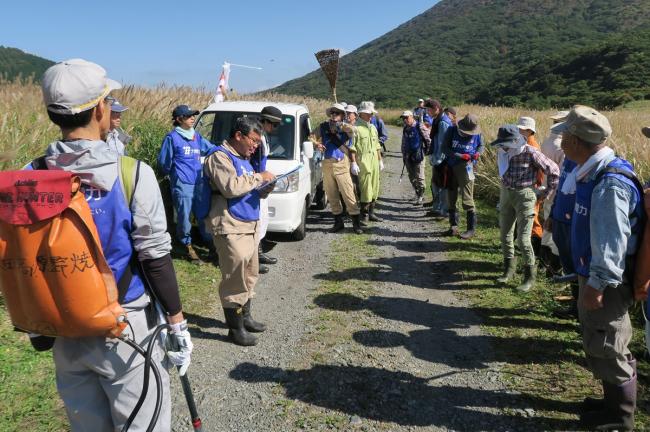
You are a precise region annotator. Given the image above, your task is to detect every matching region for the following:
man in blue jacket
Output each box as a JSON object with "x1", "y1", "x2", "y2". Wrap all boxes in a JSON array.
[
  {"x1": 158, "y1": 105, "x2": 216, "y2": 262},
  {"x1": 558, "y1": 105, "x2": 640, "y2": 431},
  {"x1": 400, "y1": 110, "x2": 430, "y2": 204},
  {"x1": 425, "y1": 99, "x2": 452, "y2": 216}
]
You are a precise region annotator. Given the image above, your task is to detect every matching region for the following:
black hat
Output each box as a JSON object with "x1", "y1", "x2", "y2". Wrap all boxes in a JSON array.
[
  {"x1": 172, "y1": 105, "x2": 199, "y2": 118},
  {"x1": 261, "y1": 106, "x2": 282, "y2": 124}
]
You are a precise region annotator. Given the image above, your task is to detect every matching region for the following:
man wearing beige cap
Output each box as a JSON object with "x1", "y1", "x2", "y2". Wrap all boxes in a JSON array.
[
  {"x1": 36, "y1": 59, "x2": 192, "y2": 431},
  {"x1": 400, "y1": 110, "x2": 430, "y2": 204},
  {"x1": 556, "y1": 105, "x2": 641, "y2": 430},
  {"x1": 314, "y1": 103, "x2": 363, "y2": 234},
  {"x1": 354, "y1": 101, "x2": 384, "y2": 222}
]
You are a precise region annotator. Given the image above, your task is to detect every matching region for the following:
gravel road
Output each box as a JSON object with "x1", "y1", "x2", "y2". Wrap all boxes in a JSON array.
[{"x1": 169, "y1": 126, "x2": 558, "y2": 431}]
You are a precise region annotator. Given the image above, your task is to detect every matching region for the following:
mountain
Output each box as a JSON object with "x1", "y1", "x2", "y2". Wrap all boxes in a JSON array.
[
  {"x1": 0, "y1": 46, "x2": 54, "y2": 81},
  {"x1": 272, "y1": 0, "x2": 650, "y2": 109}
]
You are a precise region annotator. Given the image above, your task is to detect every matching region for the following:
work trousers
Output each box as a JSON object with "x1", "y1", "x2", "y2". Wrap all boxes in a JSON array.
[
  {"x1": 405, "y1": 159, "x2": 425, "y2": 196},
  {"x1": 499, "y1": 186, "x2": 536, "y2": 266},
  {"x1": 214, "y1": 231, "x2": 259, "y2": 308},
  {"x1": 578, "y1": 276, "x2": 634, "y2": 385},
  {"x1": 447, "y1": 163, "x2": 475, "y2": 212},
  {"x1": 541, "y1": 198, "x2": 558, "y2": 255},
  {"x1": 431, "y1": 164, "x2": 449, "y2": 214},
  {"x1": 171, "y1": 177, "x2": 211, "y2": 246},
  {"x1": 53, "y1": 294, "x2": 171, "y2": 432},
  {"x1": 322, "y1": 157, "x2": 360, "y2": 216}
]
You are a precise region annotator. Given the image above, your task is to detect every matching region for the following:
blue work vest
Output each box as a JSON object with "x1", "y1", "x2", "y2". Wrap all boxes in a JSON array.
[
  {"x1": 167, "y1": 130, "x2": 204, "y2": 185},
  {"x1": 402, "y1": 123, "x2": 423, "y2": 154},
  {"x1": 320, "y1": 122, "x2": 350, "y2": 161},
  {"x1": 447, "y1": 127, "x2": 481, "y2": 167},
  {"x1": 215, "y1": 146, "x2": 260, "y2": 222},
  {"x1": 551, "y1": 159, "x2": 578, "y2": 225},
  {"x1": 571, "y1": 158, "x2": 642, "y2": 277}
]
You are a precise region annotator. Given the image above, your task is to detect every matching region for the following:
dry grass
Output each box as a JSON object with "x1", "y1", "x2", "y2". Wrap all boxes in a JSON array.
[{"x1": 2, "y1": 79, "x2": 649, "y2": 198}]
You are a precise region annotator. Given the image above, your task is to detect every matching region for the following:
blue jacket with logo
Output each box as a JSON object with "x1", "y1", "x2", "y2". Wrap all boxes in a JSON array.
[
  {"x1": 214, "y1": 145, "x2": 260, "y2": 222},
  {"x1": 158, "y1": 130, "x2": 216, "y2": 185}
]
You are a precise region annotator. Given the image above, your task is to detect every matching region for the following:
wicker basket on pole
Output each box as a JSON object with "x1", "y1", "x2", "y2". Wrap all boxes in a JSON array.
[{"x1": 315, "y1": 49, "x2": 340, "y2": 103}]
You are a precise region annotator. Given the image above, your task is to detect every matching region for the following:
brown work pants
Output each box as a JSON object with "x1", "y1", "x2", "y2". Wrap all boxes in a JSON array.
[
  {"x1": 214, "y1": 231, "x2": 259, "y2": 308},
  {"x1": 322, "y1": 157, "x2": 360, "y2": 216}
]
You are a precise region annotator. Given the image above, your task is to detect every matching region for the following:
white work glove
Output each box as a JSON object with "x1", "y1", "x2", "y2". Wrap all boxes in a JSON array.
[
  {"x1": 166, "y1": 320, "x2": 193, "y2": 376},
  {"x1": 379, "y1": 159, "x2": 385, "y2": 171},
  {"x1": 351, "y1": 162, "x2": 360, "y2": 176}
]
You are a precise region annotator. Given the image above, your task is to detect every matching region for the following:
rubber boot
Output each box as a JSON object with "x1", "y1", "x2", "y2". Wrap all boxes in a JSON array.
[
  {"x1": 351, "y1": 215, "x2": 364, "y2": 234},
  {"x1": 447, "y1": 210, "x2": 460, "y2": 236},
  {"x1": 496, "y1": 258, "x2": 517, "y2": 284},
  {"x1": 580, "y1": 375, "x2": 636, "y2": 431},
  {"x1": 459, "y1": 210, "x2": 477, "y2": 239},
  {"x1": 242, "y1": 299, "x2": 266, "y2": 333},
  {"x1": 368, "y1": 201, "x2": 383, "y2": 222},
  {"x1": 515, "y1": 265, "x2": 536, "y2": 292},
  {"x1": 259, "y1": 244, "x2": 277, "y2": 265},
  {"x1": 223, "y1": 307, "x2": 257, "y2": 346},
  {"x1": 360, "y1": 203, "x2": 369, "y2": 223},
  {"x1": 329, "y1": 214, "x2": 345, "y2": 233},
  {"x1": 583, "y1": 355, "x2": 637, "y2": 412}
]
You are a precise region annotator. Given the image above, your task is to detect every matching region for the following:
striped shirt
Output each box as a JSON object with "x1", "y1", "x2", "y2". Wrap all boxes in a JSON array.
[{"x1": 501, "y1": 145, "x2": 560, "y2": 194}]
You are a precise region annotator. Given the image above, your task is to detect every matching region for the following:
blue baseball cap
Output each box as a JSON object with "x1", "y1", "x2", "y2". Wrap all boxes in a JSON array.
[
  {"x1": 172, "y1": 105, "x2": 200, "y2": 118},
  {"x1": 110, "y1": 99, "x2": 128, "y2": 113}
]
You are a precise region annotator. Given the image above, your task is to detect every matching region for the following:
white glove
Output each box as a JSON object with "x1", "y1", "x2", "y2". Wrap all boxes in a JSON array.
[
  {"x1": 351, "y1": 162, "x2": 360, "y2": 176},
  {"x1": 166, "y1": 321, "x2": 193, "y2": 376},
  {"x1": 379, "y1": 159, "x2": 385, "y2": 171}
]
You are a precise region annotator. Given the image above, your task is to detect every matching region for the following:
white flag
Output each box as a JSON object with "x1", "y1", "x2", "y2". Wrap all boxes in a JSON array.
[{"x1": 215, "y1": 62, "x2": 231, "y2": 102}]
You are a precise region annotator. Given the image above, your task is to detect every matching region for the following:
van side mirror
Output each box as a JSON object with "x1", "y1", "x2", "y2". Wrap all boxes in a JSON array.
[{"x1": 302, "y1": 141, "x2": 314, "y2": 159}]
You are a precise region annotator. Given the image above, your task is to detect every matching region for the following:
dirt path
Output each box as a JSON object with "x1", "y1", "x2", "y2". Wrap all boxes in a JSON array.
[{"x1": 171, "y1": 127, "x2": 541, "y2": 431}]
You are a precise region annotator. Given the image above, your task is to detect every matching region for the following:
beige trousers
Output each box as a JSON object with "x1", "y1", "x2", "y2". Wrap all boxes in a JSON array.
[
  {"x1": 214, "y1": 231, "x2": 259, "y2": 308},
  {"x1": 322, "y1": 157, "x2": 360, "y2": 216}
]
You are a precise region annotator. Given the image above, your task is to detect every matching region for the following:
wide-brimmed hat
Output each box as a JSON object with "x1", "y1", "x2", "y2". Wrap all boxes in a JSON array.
[
  {"x1": 358, "y1": 101, "x2": 377, "y2": 114},
  {"x1": 457, "y1": 114, "x2": 480, "y2": 135},
  {"x1": 400, "y1": 110, "x2": 414, "y2": 118},
  {"x1": 551, "y1": 105, "x2": 612, "y2": 145},
  {"x1": 261, "y1": 105, "x2": 282, "y2": 124},
  {"x1": 345, "y1": 105, "x2": 358, "y2": 114},
  {"x1": 42, "y1": 58, "x2": 122, "y2": 115},
  {"x1": 516, "y1": 116, "x2": 536, "y2": 134},
  {"x1": 326, "y1": 103, "x2": 346, "y2": 116},
  {"x1": 550, "y1": 110, "x2": 569, "y2": 121},
  {"x1": 490, "y1": 124, "x2": 526, "y2": 148},
  {"x1": 445, "y1": 106, "x2": 457, "y2": 116}
]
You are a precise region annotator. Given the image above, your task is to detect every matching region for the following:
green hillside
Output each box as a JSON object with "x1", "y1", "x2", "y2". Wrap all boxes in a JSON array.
[
  {"x1": 0, "y1": 46, "x2": 54, "y2": 82},
  {"x1": 273, "y1": 0, "x2": 650, "y2": 109}
]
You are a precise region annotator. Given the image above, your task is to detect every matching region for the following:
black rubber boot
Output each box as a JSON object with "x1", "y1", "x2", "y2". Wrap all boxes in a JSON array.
[
  {"x1": 242, "y1": 299, "x2": 267, "y2": 333},
  {"x1": 516, "y1": 265, "x2": 536, "y2": 292},
  {"x1": 329, "y1": 214, "x2": 345, "y2": 233},
  {"x1": 583, "y1": 355, "x2": 637, "y2": 412},
  {"x1": 459, "y1": 210, "x2": 476, "y2": 239},
  {"x1": 223, "y1": 307, "x2": 258, "y2": 346},
  {"x1": 580, "y1": 375, "x2": 636, "y2": 431},
  {"x1": 259, "y1": 245, "x2": 277, "y2": 265},
  {"x1": 351, "y1": 215, "x2": 364, "y2": 234},
  {"x1": 447, "y1": 210, "x2": 459, "y2": 236},
  {"x1": 368, "y1": 201, "x2": 383, "y2": 222},
  {"x1": 496, "y1": 258, "x2": 517, "y2": 284},
  {"x1": 360, "y1": 203, "x2": 369, "y2": 223}
]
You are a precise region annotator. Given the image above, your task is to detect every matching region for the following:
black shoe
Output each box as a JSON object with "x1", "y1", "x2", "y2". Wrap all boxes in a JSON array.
[
  {"x1": 223, "y1": 307, "x2": 258, "y2": 346},
  {"x1": 242, "y1": 299, "x2": 266, "y2": 332},
  {"x1": 259, "y1": 245, "x2": 277, "y2": 264},
  {"x1": 259, "y1": 264, "x2": 269, "y2": 274},
  {"x1": 368, "y1": 201, "x2": 383, "y2": 222},
  {"x1": 351, "y1": 215, "x2": 364, "y2": 234}
]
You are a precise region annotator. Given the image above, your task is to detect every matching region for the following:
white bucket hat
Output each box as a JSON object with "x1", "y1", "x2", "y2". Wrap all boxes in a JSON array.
[
  {"x1": 358, "y1": 101, "x2": 377, "y2": 114},
  {"x1": 345, "y1": 105, "x2": 357, "y2": 114},
  {"x1": 326, "y1": 103, "x2": 346, "y2": 116},
  {"x1": 516, "y1": 116, "x2": 536, "y2": 134}
]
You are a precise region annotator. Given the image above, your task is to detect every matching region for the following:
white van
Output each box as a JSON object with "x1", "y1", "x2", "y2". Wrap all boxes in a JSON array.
[{"x1": 195, "y1": 101, "x2": 326, "y2": 240}]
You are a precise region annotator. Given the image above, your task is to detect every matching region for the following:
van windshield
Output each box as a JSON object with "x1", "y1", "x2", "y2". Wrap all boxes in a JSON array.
[{"x1": 195, "y1": 111, "x2": 295, "y2": 160}]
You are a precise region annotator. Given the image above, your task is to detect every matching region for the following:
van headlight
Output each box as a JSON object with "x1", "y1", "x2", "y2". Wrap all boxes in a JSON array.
[{"x1": 273, "y1": 172, "x2": 299, "y2": 193}]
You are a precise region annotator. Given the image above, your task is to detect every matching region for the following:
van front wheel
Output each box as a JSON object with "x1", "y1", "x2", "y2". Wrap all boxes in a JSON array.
[{"x1": 291, "y1": 199, "x2": 308, "y2": 241}]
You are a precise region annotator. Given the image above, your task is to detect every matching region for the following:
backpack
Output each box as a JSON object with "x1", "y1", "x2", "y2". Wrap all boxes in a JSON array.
[
  {"x1": 0, "y1": 156, "x2": 140, "y2": 338},
  {"x1": 595, "y1": 167, "x2": 650, "y2": 301}
]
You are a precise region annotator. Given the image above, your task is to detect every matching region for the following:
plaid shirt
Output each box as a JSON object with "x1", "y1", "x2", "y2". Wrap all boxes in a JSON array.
[{"x1": 501, "y1": 145, "x2": 560, "y2": 193}]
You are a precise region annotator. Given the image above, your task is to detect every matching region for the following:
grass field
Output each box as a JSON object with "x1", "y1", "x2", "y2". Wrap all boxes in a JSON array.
[{"x1": 0, "y1": 79, "x2": 649, "y2": 430}]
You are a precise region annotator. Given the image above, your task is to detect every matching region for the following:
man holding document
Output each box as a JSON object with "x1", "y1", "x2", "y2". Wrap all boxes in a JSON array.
[{"x1": 204, "y1": 117, "x2": 276, "y2": 346}]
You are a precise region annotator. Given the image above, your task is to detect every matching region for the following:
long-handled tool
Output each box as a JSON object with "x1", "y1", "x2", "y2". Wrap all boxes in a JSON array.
[
  {"x1": 399, "y1": 163, "x2": 406, "y2": 183},
  {"x1": 178, "y1": 371, "x2": 203, "y2": 432}
]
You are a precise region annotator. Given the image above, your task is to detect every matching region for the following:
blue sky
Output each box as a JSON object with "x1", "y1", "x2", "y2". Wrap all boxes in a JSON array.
[{"x1": 1, "y1": 0, "x2": 437, "y2": 93}]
